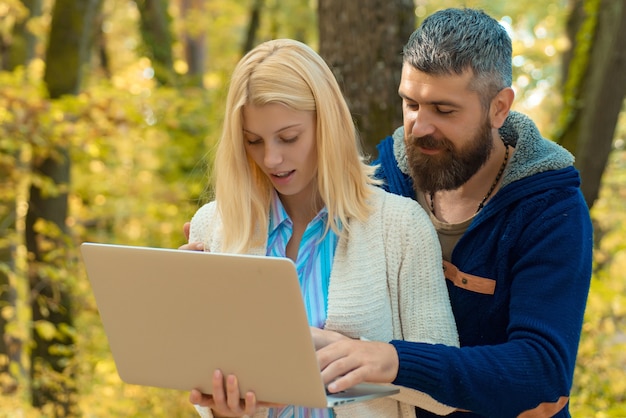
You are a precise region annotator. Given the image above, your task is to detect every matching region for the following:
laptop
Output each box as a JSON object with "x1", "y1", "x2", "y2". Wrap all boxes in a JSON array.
[{"x1": 80, "y1": 242, "x2": 399, "y2": 409}]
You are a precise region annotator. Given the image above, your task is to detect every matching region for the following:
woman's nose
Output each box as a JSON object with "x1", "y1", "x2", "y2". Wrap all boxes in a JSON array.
[{"x1": 263, "y1": 142, "x2": 283, "y2": 168}]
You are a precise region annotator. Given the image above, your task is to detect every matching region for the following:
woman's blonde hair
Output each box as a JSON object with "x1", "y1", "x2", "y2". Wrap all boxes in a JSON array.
[{"x1": 214, "y1": 39, "x2": 378, "y2": 253}]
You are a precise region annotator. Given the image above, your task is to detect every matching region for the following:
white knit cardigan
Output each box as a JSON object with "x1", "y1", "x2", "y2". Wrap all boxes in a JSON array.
[{"x1": 189, "y1": 186, "x2": 459, "y2": 418}]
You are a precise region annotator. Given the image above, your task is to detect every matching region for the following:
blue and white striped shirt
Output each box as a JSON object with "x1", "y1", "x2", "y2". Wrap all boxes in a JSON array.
[{"x1": 266, "y1": 192, "x2": 338, "y2": 418}]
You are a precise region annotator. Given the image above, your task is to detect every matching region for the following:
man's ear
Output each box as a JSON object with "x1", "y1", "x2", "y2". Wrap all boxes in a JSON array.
[{"x1": 490, "y1": 87, "x2": 514, "y2": 129}]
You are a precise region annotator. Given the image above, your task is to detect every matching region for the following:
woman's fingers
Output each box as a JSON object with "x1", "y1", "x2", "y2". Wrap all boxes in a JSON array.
[{"x1": 178, "y1": 241, "x2": 204, "y2": 251}]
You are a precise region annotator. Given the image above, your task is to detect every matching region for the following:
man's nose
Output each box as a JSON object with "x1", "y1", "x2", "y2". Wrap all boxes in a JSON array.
[{"x1": 411, "y1": 111, "x2": 436, "y2": 138}]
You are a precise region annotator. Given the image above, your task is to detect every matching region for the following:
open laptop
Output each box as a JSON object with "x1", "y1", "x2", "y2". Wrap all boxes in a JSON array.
[{"x1": 80, "y1": 242, "x2": 399, "y2": 409}]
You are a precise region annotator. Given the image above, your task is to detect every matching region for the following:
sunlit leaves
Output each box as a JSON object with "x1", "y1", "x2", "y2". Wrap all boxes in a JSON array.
[
  {"x1": 1, "y1": 0, "x2": 625, "y2": 416},
  {"x1": 34, "y1": 320, "x2": 56, "y2": 341},
  {"x1": 571, "y1": 148, "x2": 626, "y2": 416},
  {"x1": 416, "y1": 0, "x2": 570, "y2": 131}
]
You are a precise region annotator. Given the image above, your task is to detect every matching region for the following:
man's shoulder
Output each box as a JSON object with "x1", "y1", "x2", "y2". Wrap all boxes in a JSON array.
[
  {"x1": 501, "y1": 112, "x2": 575, "y2": 187},
  {"x1": 501, "y1": 166, "x2": 581, "y2": 200}
]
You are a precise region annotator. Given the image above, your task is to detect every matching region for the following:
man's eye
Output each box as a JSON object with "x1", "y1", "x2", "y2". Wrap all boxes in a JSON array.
[{"x1": 436, "y1": 108, "x2": 454, "y2": 115}]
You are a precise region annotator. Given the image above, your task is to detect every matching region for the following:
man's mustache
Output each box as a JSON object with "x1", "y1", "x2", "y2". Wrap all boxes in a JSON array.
[{"x1": 407, "y1": 134, "x2": 452, "y2": 152}]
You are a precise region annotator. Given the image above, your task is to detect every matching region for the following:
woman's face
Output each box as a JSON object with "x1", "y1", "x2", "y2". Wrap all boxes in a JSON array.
[{"x1": 243, "y1": 103, "x2": 318, "y2": 202}]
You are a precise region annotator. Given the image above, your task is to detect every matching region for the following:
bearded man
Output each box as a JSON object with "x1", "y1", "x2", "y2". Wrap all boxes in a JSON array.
[{"x1": 316, "y1": 8, "x2": 593, "y2": 418}]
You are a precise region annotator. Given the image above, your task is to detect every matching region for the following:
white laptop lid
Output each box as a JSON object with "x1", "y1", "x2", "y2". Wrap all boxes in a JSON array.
[{"x1": 80, "y1": 242, "x2": 398, "y2": 409}]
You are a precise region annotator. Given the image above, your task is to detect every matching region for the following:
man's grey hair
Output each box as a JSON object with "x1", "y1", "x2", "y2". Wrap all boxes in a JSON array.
[{"x1": 403, "y1": 8, "x2": 512, "y2": 108}]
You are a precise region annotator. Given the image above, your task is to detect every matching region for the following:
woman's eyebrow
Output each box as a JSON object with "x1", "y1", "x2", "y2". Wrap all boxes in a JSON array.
[{"x1": 243, "y1": 123, "x2": 304, "y2": 136}]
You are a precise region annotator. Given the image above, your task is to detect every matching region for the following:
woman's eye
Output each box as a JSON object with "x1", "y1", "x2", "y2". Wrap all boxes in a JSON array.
[
  {"x1": 246, "y1": 138, "x2": 262, "y2": 145},
  {"x1": 281, "y1": 136, "x2": 298, "y2": 143}
]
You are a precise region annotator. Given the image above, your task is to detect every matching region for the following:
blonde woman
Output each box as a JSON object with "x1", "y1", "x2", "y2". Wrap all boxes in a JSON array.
[{"x1": 185, "y1": 39, "x2": 458, "y2": 418}]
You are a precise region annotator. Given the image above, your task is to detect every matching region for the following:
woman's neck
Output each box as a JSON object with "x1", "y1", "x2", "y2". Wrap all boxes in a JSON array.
[
  {"x1": 280, "y1": 191, "x2": 324, "y2": 262},
  {"x1": 279, "y1": 191, "x2": 324, "y2": 227}
]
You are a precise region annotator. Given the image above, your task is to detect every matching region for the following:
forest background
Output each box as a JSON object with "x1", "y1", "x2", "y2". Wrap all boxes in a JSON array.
[{"x1": 0, "y1": 0, "x2": 625, "y2": 416}]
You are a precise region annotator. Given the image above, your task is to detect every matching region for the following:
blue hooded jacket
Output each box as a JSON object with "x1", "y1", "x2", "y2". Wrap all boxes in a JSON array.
[{"x1": 373, "y1": 112, "x2": 593, "y2": 417}]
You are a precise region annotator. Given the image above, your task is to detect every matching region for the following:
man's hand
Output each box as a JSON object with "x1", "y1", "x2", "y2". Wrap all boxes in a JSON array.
[
  {"x1": 310, "y1": 327, "x2": 350, "y2": 350},
  {"x1": 316, "y1": 339, "x2": 399, "y2": 393}
]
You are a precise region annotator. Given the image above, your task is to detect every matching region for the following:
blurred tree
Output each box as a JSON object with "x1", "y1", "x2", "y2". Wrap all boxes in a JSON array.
[
  {"x1": 0, "y1": 103, "x2": 21, "y2": 395},
  {"x1": 0, "y1": 155, "x2": 18, "y2": 396},
  {"x1": 1, "y1": 0, "x2": 43, "y2": 398},
  {"x1": 180, "y1": 0, "x2": 206, "y2": 87},
  {"x1": 242, "y1": 0, "x2": 264, "y2": 55},
  {"x1": 0, "y1": 0, "x2": 42, "y2": 71},
  {"x1": 555, "y1": 0, "x2": 626, "y2": 208},
  {"x1": 26, "y1": 0, "x2": 102, "y2": 415},
  {"x1": 134, "y1": 0, "x2": 177, "y2": 86},
  {"x1": 93, "y1": 11, "x2": 112, "y2": 78},
  {"x1": 318, "y1": 0, "x2": 414, "y2": 158}
]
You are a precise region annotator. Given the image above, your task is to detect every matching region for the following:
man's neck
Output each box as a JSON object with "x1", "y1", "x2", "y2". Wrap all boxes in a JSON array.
[{"x1": 429, "y1": 135, "x2": 512, "y2": 224}]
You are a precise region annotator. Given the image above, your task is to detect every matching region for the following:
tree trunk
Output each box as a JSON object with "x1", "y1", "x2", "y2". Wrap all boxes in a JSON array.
[
  {"x1": 242, "y1": 0, "x2": 264, "y2": 56},
  {"x1": 28, "y1": 0, "x2": 101, "y2": 414},
  {"x1": 94, "y1": 13, "x2": 112, "y2": 79},
  {"x1": 26, "y1": 152, "x2": 75, "y2": 415},
  {"x1": 318, "y1": 0, "x2": 414, "y2": 158},
  {"x1": 1, "y1": 0, "x2": 44, "y2": 398},
  {"x1": 556, "y1": 0, "x2": 626, "y2": 208},
  {"x1": 134, "y1": 0, "x2": 176, "y2": 86},
  {"x1": 0, "y1": 247, "x2": 18, "y2": 395},
  {"x1": 181, "y1": 0, "x2": 206, "y2": 87},
  {"x1": 1, "y1": 0, "x2": 43, "y2": 71},
  {"x1": 0, "y1": 163, "x2": 22, "y2": 395},
  {"x1": 0, "y1": 0, "x2": 42, "y2": 71}
]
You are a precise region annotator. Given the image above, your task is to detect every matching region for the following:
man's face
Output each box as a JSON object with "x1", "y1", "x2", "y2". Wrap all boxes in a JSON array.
[{"x1": 399, "y1": 64, "x2": 494, "y2": 193}]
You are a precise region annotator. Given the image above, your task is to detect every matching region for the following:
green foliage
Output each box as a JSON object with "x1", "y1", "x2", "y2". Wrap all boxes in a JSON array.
[
  {"x1": 570, "y1": 146, "x2": 626, "y2": 416},
  {"x1": 65, "y1": 77, "x2": 218, "y2": 418},
  {"x1": 1, "y1": 58, "x2": 216, "y2": 414},
  {"x1": 552, "y1": 0, "x2": 601, "y2": 148},
  {"x1": 1, "y1": 0, "x2": 625, "y2": 416},
  {"x1": 0, "y1": 0, "x2": 30, "y2": 71},
  {"x1": 67, "y1": 82, "x2": 217, "y2": 248},
  {"x1": 0, "y1": 65, "x2": 48, "y2": 398},
  {"x1": 418, "y1": 0, "x2": 571, "y2": 131}
]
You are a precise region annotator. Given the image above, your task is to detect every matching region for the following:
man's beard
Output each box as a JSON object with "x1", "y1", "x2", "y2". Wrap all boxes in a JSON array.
[{"x1": 406, "y1": 119, "x2": 494, "y2": 193}]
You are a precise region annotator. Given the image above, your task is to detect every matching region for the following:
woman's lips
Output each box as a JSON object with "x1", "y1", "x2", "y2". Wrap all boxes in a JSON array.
[{"x1": 270, "y1": 170, "x2": 295, "y2": 185}]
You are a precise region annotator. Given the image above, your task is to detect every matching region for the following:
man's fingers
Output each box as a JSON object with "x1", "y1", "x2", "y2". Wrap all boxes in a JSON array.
[
  {"x1": 324, "y1": 358, "x2": 369, "y2": 391},
  {"x1": 318, "y1": 342, "x2": 362, "y2": 387},
  {"x1": 317, "y1": 339, "x2": 350, "y2": 369},
  {"x1": 311, "y1": 327, "x2": 350, "y2": 350},
  {"x1": 318, "y1": 340, "x2": 399, "y2": 392},
  {"x1": 326, "y1": 372, "x2": 364, "y2": 393}
]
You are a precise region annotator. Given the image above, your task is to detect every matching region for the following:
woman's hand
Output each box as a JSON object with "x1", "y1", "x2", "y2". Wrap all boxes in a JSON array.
[
  {"x1": 189, "y1": 370, "x2": 258, "y2": 417},
  {"x1": 190, "y1": 370, "x2": 284, "y2": 417},
  {"x1": 178, "y1": 222, "x2": 205, "y2": 251}
]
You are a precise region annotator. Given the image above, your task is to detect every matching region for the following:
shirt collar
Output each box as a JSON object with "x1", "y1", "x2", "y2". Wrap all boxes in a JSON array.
[{"x1": 268, "y1": 190, "x2": 329, "y2": 234}]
